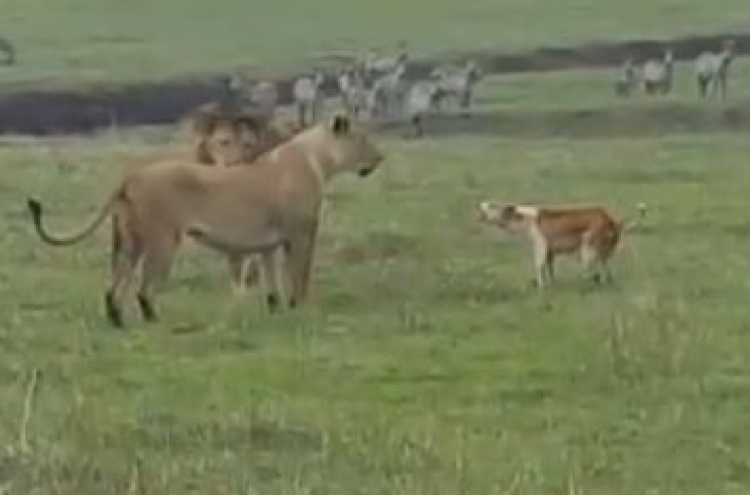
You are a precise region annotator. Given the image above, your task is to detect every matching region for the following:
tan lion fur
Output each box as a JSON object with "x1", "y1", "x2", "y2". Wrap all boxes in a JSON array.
[
  {"x1": 188, "y1": 103, "x2": 304, "y2": 291},
  {"x1": 28, "y1": 114, "x2": 383, "y2": 327}
]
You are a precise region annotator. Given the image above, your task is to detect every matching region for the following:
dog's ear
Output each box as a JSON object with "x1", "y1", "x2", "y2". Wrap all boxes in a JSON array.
[{"x1": 330, "y1": 113, "x2": 351, "y2": 135}]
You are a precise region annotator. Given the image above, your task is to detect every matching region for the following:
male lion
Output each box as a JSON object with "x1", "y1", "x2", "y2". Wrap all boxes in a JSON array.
[
  {"x1": 189, "y1": 102, "x2": 301, "y2": 166},
  {"x1": 188, "y1": 102, "x2": 264, "y2": 164},
  {"x1": 188, "y1": 103, "x2": 303, "y2": 291},
  {"x1": 27, "y1": 114, "x2": 383, "y2": 328}
]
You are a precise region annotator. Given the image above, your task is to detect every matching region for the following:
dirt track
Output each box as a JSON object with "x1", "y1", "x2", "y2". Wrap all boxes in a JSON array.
[{"x1": 0, "y1": 32, "x2": 748, "y2": 136}]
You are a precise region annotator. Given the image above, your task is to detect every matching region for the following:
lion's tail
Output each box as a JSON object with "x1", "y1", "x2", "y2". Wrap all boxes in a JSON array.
[{"x1": 27, "y1": 189, "x2": 121, "y2": 247}]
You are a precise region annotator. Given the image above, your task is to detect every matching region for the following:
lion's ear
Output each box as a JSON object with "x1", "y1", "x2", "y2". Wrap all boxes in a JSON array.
[{"x1": 330, "y1": 113, "x2": 350, "y2": 135}]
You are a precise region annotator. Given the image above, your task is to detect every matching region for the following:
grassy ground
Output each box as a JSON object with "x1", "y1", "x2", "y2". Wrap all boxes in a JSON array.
[
  {"x1": 474, "y1": 61, "x2": 750, "y2": 111},
  {"x1": 1, "y1": 128, "x2": 749, "y2": 493},
  {"x1": 3, "y1": 2, "x2": 750, "y2": 492},
  {"x1": 0, "y1": 0, "x2": 748, "y2": 85}
]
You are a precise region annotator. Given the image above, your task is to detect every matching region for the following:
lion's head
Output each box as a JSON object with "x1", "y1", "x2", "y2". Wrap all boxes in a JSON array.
[
  {"x1": 324, "y1": 113, "x2": 384, "y2": 178},
  {"x1": 190, "y1": 103, "x2": 263, "y2": 166}
]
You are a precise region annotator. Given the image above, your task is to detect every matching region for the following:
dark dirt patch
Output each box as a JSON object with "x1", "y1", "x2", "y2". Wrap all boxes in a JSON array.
[
  {"x1": 0, "y1": 32, "x2": 748, "y2": 136},
  {"x1": 0, "y1": 76, "x2": 228, "y2": 135}
]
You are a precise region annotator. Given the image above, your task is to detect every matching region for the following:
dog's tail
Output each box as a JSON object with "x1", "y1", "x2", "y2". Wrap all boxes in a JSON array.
[{"x1": 620, "y1": 202, "x2": 647, "y2": 233}]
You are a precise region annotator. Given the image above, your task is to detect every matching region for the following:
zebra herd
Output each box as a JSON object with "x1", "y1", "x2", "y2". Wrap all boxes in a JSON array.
[
  {"x1": 615, "y1": 39, "x2": 736, "y2": 100},
  {"x1": 223, "y1": 47, "x2": 484, "y2": 137},
  {"x1": 220, "y1": 39, "x2": 739, "y2": 136}
]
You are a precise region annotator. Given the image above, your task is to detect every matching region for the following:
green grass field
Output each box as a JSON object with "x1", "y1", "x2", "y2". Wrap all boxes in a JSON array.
[
  {"x1": 478, "y1": 61, "x2": 750, "y2": 111},
  {"x1": 2, "y1": 0, "x2": 750, "y2": 493},
  {"x1": 0, "y1": 0, "x2": 748, "y2": 85},
  {"x1": 1, "y1": 129, "x2": 749, "y2": 493}
]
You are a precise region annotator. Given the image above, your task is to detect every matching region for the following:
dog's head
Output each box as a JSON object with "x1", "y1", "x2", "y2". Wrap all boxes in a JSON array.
[{"x1": 477, "y1": 201, "x2": 538, "y2": 233}]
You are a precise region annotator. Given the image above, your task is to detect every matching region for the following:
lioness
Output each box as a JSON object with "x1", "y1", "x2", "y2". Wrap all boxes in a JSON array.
[{"x1": 28, "y1": 114, "x2": 383, "y2": 327}]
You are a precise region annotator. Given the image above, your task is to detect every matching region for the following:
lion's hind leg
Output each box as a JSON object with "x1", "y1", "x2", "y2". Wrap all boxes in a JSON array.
[
  {"x1": 259, "y1": 249, "x2": 283, "y2": 311},
  {"x1": 105, "y1": 214, "x2": 142, "y2": 328},
  {"x1": 227, "y1": 254, "x2": 260, "y2": 294},
  {"x1": 136, "y1": 231, "x2": 180, "y2": 323}
]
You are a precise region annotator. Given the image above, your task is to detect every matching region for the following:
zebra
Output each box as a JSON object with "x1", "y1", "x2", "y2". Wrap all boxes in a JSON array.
[
  {"x1": 614, "y1": 57, "x2": 637, "y2": 97},
  {"x1": 430, "y1": 59, "x2": 483, "y2": 112},
  {"x1": 367, "y1": 62, "x2": 408, "y2": 120},
  {"x1": 696, "y1": 39, "x2": 735, "y2": 100},
  {"x1": 337, "y1": 66, "x2": 368, "y2": 119},
  {"x1": 249, "y1": 80, "x2": 279, "y2": 118},
  {"x1": 362, "y1": 42, "x2": 408, "y2": 83},
  {"x1": 225, "y1": 73, "x2": 279, "y2": 118},
  {"x1": 292, "y1": 70, "x2": 325, "y2": 127},
  {"x1": 642, "y1": 49, "x2": 674, "y2": 95},
  {"x1": 404, "y1": 80, "x2": 441, "y2": 138}
]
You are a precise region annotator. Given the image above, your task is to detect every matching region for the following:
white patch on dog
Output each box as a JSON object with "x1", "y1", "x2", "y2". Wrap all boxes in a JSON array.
[
  {"x1": 478, "y1": 201, "x2": 501, "y2": 222},
  {"x1": 514, "y1": 204, "x2": 539, "y2": 219}
]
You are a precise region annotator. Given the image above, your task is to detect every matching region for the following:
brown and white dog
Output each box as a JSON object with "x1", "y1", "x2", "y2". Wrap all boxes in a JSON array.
[{"x1": 477, "y1": 201, "x2": 646, "y2": 288}]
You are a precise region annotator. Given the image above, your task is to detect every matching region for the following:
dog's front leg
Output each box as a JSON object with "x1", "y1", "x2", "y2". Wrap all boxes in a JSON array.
[{"x1": 529, "y1": 228, "x2": 549, "y2": 290}]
